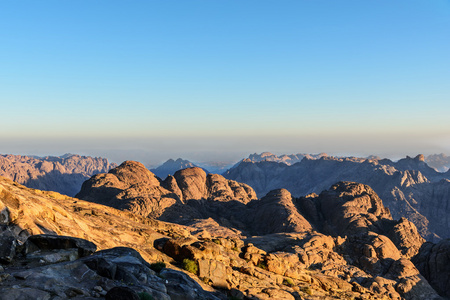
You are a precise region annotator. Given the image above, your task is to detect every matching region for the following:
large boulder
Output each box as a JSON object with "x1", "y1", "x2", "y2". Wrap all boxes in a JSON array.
[{"x1": 249, "y1": 189, "x2": 312, "y2": 235}]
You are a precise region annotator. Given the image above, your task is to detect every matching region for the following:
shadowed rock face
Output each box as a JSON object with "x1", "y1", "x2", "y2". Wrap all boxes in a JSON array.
[
  {"x1": 0, "y1": 154, "x2": 116, "y2": 196},
  {"x1": 413, "y1": 239, "x2": 450, "y2": 298},
  {"x1": 308, "y1": 182, "x2": 392, "y2": 236},
  {"x1": 248, "y1": 189, "x2": 312, "y2": 234},
  {"x1": 224, "y1": 154, "x2": 450, "y2": 241}
]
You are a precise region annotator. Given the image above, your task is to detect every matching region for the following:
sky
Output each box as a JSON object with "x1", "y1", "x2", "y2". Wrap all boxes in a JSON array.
[{"x1": 1, "y1": 1, "x2": 450, "y2": 165}]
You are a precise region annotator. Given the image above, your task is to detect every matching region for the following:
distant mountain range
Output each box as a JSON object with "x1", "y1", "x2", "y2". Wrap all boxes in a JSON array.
[
  {"x1": 425, "y1": 153, "x2": 450, "y2": 172},
  {"x1": 224, "y1": 153, "x2": 450, "y2": 241},
  {"x1": 0, "y1": 153, "x2": 116, "y2": 196}
]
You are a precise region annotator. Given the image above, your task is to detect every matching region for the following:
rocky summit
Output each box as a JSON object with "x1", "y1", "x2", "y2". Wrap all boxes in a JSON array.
[
  {"x1": 150, "y1": 158, "x2": 209, "y2": 180},
  {"x1": 0, "y1": 154, "x2": 116, "y2": 197}
]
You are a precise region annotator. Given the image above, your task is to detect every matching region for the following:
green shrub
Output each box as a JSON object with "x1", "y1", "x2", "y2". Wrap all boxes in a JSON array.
[
  {"x1": 212, "y1": 239, "x2": 222, "y2": 245},
  {"x1": 300, "y1": 286, "x2": 313, "y2": 295},
  {"x1": 138, "y1": 292, "x2": 154, "y2": 300},
  {"x1": 182, "y1": 259, "x2": 198, "y2": 274},
  {"x1": 256, "y1": 261, "x2": 268, "y2": 270},
  {"x1": 283, "y1": 278, "x2": 294, "y2": 287},
  {"x1": 150, "y1": 262, "x2": 166, "y2": 273}
]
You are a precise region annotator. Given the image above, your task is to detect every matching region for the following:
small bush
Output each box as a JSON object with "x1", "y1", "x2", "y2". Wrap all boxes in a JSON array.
[
  {"x1": 150, "y1": 262, "x2": 166, "y2": 273},
  {"x1": 300, "y1": 286, "x2": 313, "y2": 295},
  {"x1": 138, "y1": 292, "x2": 154, "y2": 300},
  {"x1": 182, "y1": 259, "x2": 198, "y2": 275},
  {"x1": 283, "y1": 278, "x2": 295, "y2": 287},
  {"x1": 200, "y1": 276, "x2": 211, "y2": 285},
  {"x1": 212, "y1": 239, "x2": 222, "y2": 245},
  {"x1": 256, "y1": 261, "x2": 268, "y2": 270},
  {"x1": 231, "y1": 246, "x2": 239, "y2": 252}
]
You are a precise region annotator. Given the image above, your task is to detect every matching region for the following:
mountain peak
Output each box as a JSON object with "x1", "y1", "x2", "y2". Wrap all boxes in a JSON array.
[{"x1": 150, "y1": 158, "x2": 209, "y2": 179}]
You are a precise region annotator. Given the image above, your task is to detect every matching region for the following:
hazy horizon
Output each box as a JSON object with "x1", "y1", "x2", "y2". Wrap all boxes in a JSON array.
[
  {"x1": 2, "y1": 1, "x2": 449, "y2": 165},
  {"x1": 2, "y1": 133, "x2": 448, "y2": 167}
]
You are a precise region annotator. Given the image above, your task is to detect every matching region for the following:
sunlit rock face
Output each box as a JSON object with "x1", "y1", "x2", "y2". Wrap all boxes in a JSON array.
[{"x1": 76, "y1": 163, "x2": 257, "y2": 220}]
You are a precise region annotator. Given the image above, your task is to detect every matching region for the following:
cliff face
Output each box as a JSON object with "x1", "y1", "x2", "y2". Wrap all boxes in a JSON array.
[
  {"x1": 0, "y1": 154, "x2": 116, "y2": 196},
  {"x1": 224, "y1": 155, "x2": 450, "y2": 241},
  {"x1": 1, "y1": 173, "x2": 446, "y2": 299}
]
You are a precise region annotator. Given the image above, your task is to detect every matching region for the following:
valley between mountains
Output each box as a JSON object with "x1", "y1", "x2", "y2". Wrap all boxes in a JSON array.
[{"x1": 1, "y1": 153, "x2": 450, "y2": 299}]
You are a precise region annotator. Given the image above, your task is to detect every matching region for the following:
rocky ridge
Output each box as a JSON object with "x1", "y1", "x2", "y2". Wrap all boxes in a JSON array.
[
  {"x1": 0, "y1": 154, "x2": 116, "y2": 196},
  {"x1": 2, "y1": 174, "x2": 448, "y2": 299},
  {"x1": 73, "y1": 162, "x2": 450, "y2": 298},
  {"x1": 76, "y1": 162, "x2": 257, "y2": 221},
  {"x1": 224, "y1": 154, "x2": 450, "y2": 241}
]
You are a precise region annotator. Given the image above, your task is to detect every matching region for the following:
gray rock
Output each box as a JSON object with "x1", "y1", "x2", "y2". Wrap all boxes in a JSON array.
[
  {"x1": 0, "y1": 287, "x2": 51, "y2": 300},
  {"x1": 0, "y1": 236, "x2": 17, "y2": 263}
]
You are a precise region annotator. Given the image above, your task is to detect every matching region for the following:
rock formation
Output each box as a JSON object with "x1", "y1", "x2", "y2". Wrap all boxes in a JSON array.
[
  {"x1": 413, "y1": 239, "x2": 450, "y2": 298},
  {"x1": 150, "y1": 158, "x2": 209, "y2": 179},
  {"x1": 224, "y1": 154, "x2": 450, "y2": 241},
  {"x1": 76, "y1": 162, "x2": 257, "y2": 221},
  {"x1": 1, "y1": 175, "x2": 446, "y2": 299},
  {"x1": 0, "y1": 153, "x2": 116, "y2": 196}
]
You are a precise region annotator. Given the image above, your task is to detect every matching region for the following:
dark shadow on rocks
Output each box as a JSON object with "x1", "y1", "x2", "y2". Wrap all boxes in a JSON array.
[{"x1": 25, "y1": 170, "x2": 91, "y2": 196}]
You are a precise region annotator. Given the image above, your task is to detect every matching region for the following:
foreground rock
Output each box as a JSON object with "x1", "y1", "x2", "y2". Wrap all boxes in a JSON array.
[
  {"x1": 0, "y1": 153, "x2": 116, "y2": 196},
  {"x1": 1, "y1": 174, "x2": 445, "y2": 299},
  {"x1": 0, "y1": 236, "x2": 221, "y2": 300}
]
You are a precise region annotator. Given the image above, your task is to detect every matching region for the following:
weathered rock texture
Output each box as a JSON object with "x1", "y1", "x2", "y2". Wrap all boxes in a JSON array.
[
  {"x1": 224, "y1": 153, "x2": 450, "y2": 241},
  {"x1": 75, "y1": 161, "x2": 446, "y2": 299},
  {"x1": 77, "y1": 163, "x2": 257, "y2": 221},
  {"x1": 3, "y1": 174, "x2": 449, "y2": 298},
  {"x1": 413, "y1": 239, "x2": 450, "y2": 298},
  {"x1": 0, "y1": 153, "x2": 116, "y2": 196}
]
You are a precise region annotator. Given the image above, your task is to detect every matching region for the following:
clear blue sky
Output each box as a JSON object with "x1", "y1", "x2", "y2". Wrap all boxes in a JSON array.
[{"x1": 1, "y1": 1, "x2": 449, "y2": 165}]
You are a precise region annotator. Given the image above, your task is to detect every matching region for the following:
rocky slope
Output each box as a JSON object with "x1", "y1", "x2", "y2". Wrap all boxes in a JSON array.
[
  {"x1": 2, "y1": 174, "x2": 447, "y2": 299},
  {"x1": 150, "y1": 158, "x2": 209, "y2": 179},
  {"x1": 0, "y1": 154, "x2": 116, "y2": 196},
  {"x1": 224, "y1": 154, "x2": 450, "y2": 241}
]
